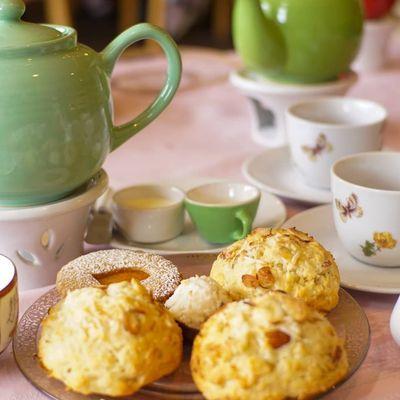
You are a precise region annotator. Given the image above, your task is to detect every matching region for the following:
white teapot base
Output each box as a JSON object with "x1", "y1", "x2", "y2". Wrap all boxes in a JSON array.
[
  {"x1": 0, "y1": 170, "x2": 108, "y2": 291},
  {"x1": 230, "y1": 69, "x2": 358, "y2": 147}
]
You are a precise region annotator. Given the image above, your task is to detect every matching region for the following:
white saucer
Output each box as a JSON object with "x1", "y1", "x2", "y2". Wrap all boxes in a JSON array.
[
  {"x1": 283, "y1": 204, "x2": 400, "y2": 294},
  {"x1": 242, "y1": 146, "x2": 332, "y2": 204},
  {"x1": 110, "y1": 188, "x2": 286, "y2": 255}
]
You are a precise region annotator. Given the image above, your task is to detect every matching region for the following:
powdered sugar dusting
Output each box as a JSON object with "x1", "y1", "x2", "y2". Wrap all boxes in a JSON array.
[{"x1": 56, "y1": 249, "x2": 181, "y2": 302}]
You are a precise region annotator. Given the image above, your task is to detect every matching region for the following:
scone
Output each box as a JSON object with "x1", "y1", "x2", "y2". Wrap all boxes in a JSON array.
[
  {"x1": 191, "y1": 291, "x2": 348, "y2": 400},
  {"x1": 56, "y1": 249, "x2": 182, "y2": 303},
  {"x1": 210, "y1": 227, "x2": 340, "y2": 312},
  {"x1": 38, "y1": 280, "x2": 182, "y2": 397},
  {"x1": 165, "y1": 275, "x2": 232, "y2": 331}
]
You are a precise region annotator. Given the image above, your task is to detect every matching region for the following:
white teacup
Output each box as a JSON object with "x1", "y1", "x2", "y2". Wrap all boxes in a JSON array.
[
  {"x1": 286, "y1": 97, "x2": 386, "y2": 189},
  {"x1": 112, "y1": 185, "x2": 185, "y2": 244},
  {"x1": 331, "y1": 152, "x2": 400, "y2": 267},
  {"x1": 0, "y1": 255, "x2": 18, "y2": 354}
]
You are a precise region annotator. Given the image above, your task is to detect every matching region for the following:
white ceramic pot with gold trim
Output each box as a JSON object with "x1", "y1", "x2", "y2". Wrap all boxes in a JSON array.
[{"x1": 0, "y1": 255, "x2": 18, "y2": 354}]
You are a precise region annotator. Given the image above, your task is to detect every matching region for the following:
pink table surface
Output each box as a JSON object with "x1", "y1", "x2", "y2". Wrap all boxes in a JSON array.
[{"x1": 2, "y1": 45, "x2": 400, "y2": 399}]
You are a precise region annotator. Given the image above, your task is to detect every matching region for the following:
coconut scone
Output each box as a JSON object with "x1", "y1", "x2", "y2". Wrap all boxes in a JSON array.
[
  {"x1": 38, "y1": 280, "x2": 182, "y2": 397},
  {"x1": 210, "y1": 227, "x2": 340, "y2": 312},
  {"x1": 165, "y1": 275, "x2": 232, "y2": 330},
  {"x1": 191, "y1": 291, "x2": 348, "y2": 400}
]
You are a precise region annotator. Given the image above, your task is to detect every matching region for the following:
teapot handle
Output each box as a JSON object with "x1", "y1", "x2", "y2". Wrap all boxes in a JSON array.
[{"x1": 101, "y1": 23, "x2": 182, "y2": 151}]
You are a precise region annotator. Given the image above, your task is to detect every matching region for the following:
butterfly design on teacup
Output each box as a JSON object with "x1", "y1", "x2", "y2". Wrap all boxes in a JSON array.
[
  {"x1": 335, "y1": 193, "x2": 363, "y2": 223},
  {"x1": 301, "y1": 133, "x2": 333, "y2": 161}
]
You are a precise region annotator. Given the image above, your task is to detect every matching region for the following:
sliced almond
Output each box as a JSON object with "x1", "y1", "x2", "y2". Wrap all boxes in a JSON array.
[
  {"x1": 242, "y1": 274, "x2": 259, "y2": 288},
  {"x1": 124, "y1": 314, "x2": 140, "y2": 334},
  {"x1": 265, "y1": 330, "x2": 291, "y2": 349},
  {"x1": 253, "y1": 227, "x2": 273, "y2": 237},
  {"x1": 257, "y1": 267, "x2": 275, "y2": 288},
  {"x1": 285, "y1": 228, "x2": 313, "y2": 242},
  {"x1": 332, "y1": 346, "x2": 342, "y2": 362},
  {"x1": 219, "y1": 250, "x2": 232, "y2": 260},
  {"x1": 323, "y1": 260, "x2": 332, "y2": 268}
]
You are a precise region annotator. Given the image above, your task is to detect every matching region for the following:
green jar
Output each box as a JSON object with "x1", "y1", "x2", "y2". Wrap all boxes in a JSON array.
[
  {"x1": 233, "y1": 0, "x2": 363, "y2": 83},
  {"x1": 0, "y1": 0, "x2": 181, "y2": 206},
  {"x1": 185, "y1": 182, "x2": 261, "y2": 244}
]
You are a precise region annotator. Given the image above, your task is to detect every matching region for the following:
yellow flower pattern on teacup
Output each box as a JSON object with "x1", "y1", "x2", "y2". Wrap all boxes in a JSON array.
[
  {"x1": 373, "y1": 232, "x2": 397, "y2": 250},
  {"x1": 301, "y1": 133, "x2": 333, "y2": 161},
  {"x1": 361, "y1": 231, "x2": 397, "y2": 257}
]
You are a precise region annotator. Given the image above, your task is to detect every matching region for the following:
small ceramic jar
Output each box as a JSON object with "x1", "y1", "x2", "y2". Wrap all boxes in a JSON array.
[
  {"x1": 0, "y1": 255, "x2": 18, "y2": 354},
  {"x1": 185, "y1": 182, "x2": 260, "y2": 244},
  {"x1": 112, "y1": 185, "x2": 185, "y2": 244}
]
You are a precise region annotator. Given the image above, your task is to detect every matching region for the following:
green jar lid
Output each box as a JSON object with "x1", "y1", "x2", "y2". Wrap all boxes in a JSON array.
[{"x1": 0, "y1": 0, "x2": 63, "y2": 49}]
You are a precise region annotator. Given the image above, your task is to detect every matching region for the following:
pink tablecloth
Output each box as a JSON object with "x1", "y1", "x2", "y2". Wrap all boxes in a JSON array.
[{"x1": 2, "y1": 46, "x2": 400, "y2": 399}]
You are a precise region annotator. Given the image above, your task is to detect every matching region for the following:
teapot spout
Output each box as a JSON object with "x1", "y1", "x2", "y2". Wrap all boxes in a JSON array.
[{"x1": 233, "y1": 0, "x2": 285, "y2": 75}]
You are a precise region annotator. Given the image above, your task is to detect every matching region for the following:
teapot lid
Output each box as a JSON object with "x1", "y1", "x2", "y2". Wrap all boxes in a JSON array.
[{"x1": 0, "y1": 0, "x2": 63, "y2": 50}]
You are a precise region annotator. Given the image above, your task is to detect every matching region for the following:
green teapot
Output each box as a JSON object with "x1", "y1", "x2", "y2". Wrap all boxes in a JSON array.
[
  {"x1": 0, "y1": 0, "x2": 181, "y2": 206},
  {"x1": 233, "y1": 0, "x2": 363, "y2": 83}
]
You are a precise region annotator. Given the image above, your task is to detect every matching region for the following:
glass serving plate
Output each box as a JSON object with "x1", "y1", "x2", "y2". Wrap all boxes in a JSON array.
[{"x1": 13, "y1": 254, "x2": 370, "y2": 400}]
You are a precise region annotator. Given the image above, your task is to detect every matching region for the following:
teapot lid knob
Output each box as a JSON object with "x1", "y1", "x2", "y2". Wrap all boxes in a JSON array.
[{"x1": 0, "y1": 0, "x2": 25, "y2": 21}]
